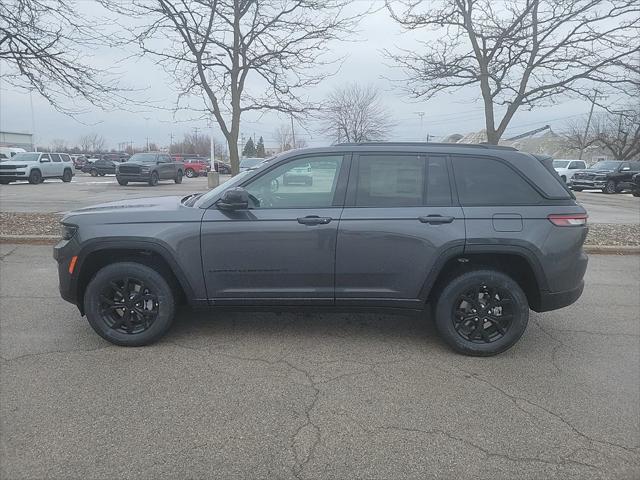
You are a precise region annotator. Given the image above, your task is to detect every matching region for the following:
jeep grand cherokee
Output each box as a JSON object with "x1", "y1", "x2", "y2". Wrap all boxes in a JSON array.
[{"x1": 54, "y1": 143, "x2": 588, "y2": 356}]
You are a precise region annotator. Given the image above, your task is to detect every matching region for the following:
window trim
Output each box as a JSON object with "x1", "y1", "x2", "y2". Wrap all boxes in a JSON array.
[
  {"x1": 238, "y1": 152, "x2": 351, "y2": 210},
  {"x1": 450, "y1": 154, "x2": 546, "y2": 206}
]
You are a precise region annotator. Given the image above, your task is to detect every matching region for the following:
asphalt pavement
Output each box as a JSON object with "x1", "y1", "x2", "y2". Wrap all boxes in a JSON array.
[
  {"x1": 0, "y1": 174, "x2": 638, "y2": 224},
  {"x1": 1, "y1": 245, "x2": 638, "y2": 479}
]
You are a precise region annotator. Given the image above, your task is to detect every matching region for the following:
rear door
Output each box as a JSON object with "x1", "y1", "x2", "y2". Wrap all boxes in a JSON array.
[
  {"x1": 335, "y1": 153, "x2": 465, "y2": 307},
  {"x1": 159, "y1": 154, "x2": 174, "y2": 179},
  {"x1": 50, "y1": 153, "x2": 64, "y2": 177}
]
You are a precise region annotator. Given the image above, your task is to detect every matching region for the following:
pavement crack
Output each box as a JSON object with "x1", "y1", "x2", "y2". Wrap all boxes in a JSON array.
[
  {"x1": 0, "y1": 345, "x2": 112, "y2": 363},
  {"x1": 0, "y1": 245, "x2": 19, "y2": 261}
]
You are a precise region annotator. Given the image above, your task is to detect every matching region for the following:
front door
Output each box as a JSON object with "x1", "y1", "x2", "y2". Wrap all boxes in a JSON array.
[
  {"x1": 200, "y1": 154, "x2": 348, "y2": 305},
  {"x1": 38, "y1": 153, "x2": 55, "y2": 177},
  {"x1": 335, "y1": 154, "x2": 465, "y2": 307}
]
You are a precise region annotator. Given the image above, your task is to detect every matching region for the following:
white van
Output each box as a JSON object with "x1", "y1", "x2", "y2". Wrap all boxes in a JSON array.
[{"x1": 0, "y1": 147, "x2": 27, "y2": 160}]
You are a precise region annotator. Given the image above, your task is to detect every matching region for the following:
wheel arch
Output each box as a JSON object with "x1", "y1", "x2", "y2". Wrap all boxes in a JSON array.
[
  {"x1": 423, "y1": 247, "x2": 547, "y2": 311},
  {"x1": 74, "y1": 240, "x2": 196, "y2": 314}
]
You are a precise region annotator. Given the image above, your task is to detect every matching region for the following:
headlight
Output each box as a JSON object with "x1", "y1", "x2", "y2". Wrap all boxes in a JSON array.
[
  {"x1": 61, "y1": 224, "x2": 78, "y2": 240},
  {"x1": 140, "y1": 166, "x2": 150, "y2": 173}
]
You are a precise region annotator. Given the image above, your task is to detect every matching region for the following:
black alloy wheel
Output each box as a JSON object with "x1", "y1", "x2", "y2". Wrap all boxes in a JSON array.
[
  {"x1": 452, "y1": 284, "x2": 513, "y2": 344},
  {"x1": 28, "y1": 169, "x2": 42, "y2": 184},
  {"x1": 149, "y1": 171, "x2": 159, "y2": 186},
  {"x1": 174, "y1": 170, "x2": 183, "y2": 184},
  {"x1": 90, "y1": 169, "x2": 98, "y2": 177},
  {"x1": 98, "y1": 277, "x2": 159, "y2": 335},
  {"x1": 62, "y1": 169, "x2": 72, "y2": 182},
  {"x1": 603, "y1": 180, "x2": 617, "y2": 194}
]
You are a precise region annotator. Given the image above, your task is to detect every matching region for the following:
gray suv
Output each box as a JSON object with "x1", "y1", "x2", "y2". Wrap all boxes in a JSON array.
[{"x1": 54, "y1": 143, "x2": 588, "y2": 356}]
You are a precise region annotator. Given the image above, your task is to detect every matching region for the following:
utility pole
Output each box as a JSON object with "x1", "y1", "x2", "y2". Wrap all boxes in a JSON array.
[
  {"x1": 169, "y1": 133, "x2": 174, "y2": 154},
  {"x1": 414, "y1": 112, "x2": 425, "y2": 141},
  {"x1": 146, "y1": 137, "x2": 150, "y2": 152},
  {"x1": 579, "y1": 90, "x2": 598, "y2": 160},
  {"x1": 193, "y1": 127, "x2": 200, "y2": 155},
  {"x1": 290, "y1": 114, "x2": 296, "y2": 149}
]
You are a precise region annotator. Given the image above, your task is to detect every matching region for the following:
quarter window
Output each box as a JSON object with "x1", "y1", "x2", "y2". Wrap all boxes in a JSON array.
[
  {"x1": 355, "y1": 155, "x2": 424, "y2": 207},
  {"x1": 245, "y1": 156, "x2": 343, "y2": 209},
  {"x1": 452, "y1": 156, "x2": 541, "y2": 205},
  {"x1": 51, "y1": 154, "x2": 62, "y2": 162}
]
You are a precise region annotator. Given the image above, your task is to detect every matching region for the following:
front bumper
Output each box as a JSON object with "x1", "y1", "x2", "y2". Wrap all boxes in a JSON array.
[
  {"x1": 0, "y1": 171, "x2": 28, "y2": 181},
  {"x1": 53, "y1": 238, "x2": 81, "y2": 310},
  {"x1": 570, "y1": 179, "x2": 606, "y2": 189},
  {"x1": 116, "y1": 173, "x2": 151, "y2": 182}
]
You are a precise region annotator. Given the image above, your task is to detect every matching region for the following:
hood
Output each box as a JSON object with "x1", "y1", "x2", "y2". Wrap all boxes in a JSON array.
[
  {"x1": 574, "y1": 169, "x2": 614, "y2": 175},
  {"x1": 62, "y1": 195, "x2": 193, "y2": 225},
  {"x1": 0, "y1": 160, "x2": 32, "y2": 167}
]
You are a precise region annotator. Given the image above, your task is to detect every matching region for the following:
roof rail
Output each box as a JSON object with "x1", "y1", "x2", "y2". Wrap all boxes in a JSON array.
[{"x1": 334, "y1": 141, "x2": 517, "y2": 151}]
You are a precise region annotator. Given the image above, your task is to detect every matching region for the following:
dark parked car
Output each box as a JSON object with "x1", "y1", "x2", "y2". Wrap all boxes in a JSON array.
[
  {"x1": 82, "y1": 159, "x2": 117, "y2": 176},
  {"x1": 212, "y1": 160, "x2": 231, "y2": 174},
  {"x1": 631, "y1": 172, "x2": 640, "y2": 197},
  {"x1": 115, "y1": 152, "x2": 184, "y2": 186},
  {"x1": 54, "y1": 143, "x2": 588, "y2": 356},
  {"x1": 570, "y1": 160, "x2": 640, "y2": 193}
]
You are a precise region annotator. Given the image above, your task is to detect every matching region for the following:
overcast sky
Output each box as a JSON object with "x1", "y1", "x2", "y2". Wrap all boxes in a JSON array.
[{"x1": 0, "y1": 3, "x2": 598, "y2": 151}]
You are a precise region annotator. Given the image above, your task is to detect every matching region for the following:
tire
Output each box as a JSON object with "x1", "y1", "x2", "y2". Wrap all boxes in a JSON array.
[
  {"x1": 117, "y1": 178, "x2": 128, "y2": 186},
  {"x1": 560, "y1": 175, "x2": 566, "y2": 183},
  {"x1": 174, "y1": 170, "x2": 183, "y2": 184},
  {"x1": 149, "y1": 171, "x2": 159, "y2": 186},
  {"x1": 90, "y1": 169, "x2": 98, "y2": 177},
  {"x1": 603, "y1": 180, "x2": 617, "y2": 194},
  {"x1": 28, "y1": 169, "x2": 42, "y2": 184},
  {"x1": 185, "y1": 168, "x2": 196, "y2": 178},
  {"x1": 99, "y1": 173, "x2": 106, "y2": 176},
  {"x1": 571, "y1": 187, "x2": 583, "y2": 192},
  {"x1": 633, "y1": 192, "x2": 640, "y2": 197},
  {"x1": 62, "y1": 169, "x2": 72, "y2": 182},
  {"x1": 434, "y1": 269, "x2": 529, "y2": 356},
  {"x1": 84, "y1": 262, "x2": 175, "y2": 346},
  {"x1": 0, "y1": 179, "x2": 10, "y2": 185}
]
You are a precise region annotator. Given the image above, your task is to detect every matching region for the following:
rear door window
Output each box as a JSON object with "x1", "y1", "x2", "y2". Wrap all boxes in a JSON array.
[
  {"x1": 452, "y1": 156, "x2": 541, "y2": 205},
  {"x1": 355, "y1": 154, "x2": 425, "y2": 207},
  {"x1": 51, "y1": 154, "x2": 62, "y2": 162}
]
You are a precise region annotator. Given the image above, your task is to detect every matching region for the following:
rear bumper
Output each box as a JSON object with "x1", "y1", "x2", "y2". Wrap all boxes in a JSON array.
[{"x1": 535, "y1": 281, "x2": 585, "y2": 312}]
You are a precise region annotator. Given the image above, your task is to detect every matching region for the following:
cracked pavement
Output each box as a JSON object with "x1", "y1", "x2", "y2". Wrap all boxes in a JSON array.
[{"x1": 1, "y1": 244, "x2": 638, "y2": 479}]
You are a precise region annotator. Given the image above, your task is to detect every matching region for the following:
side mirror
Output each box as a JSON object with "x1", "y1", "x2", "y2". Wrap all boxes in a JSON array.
[
  {"x1": 40, "y1": 157, "x2": 50, "y2": 163},
  {"x1": 621, "y1": 167, "x2": 630, "y2": 171},
  {"x1": 217, "y1": 187, "x2": 249, "y2": 211}
]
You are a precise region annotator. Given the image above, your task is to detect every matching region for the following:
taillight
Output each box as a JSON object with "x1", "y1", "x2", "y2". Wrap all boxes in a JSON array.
[{"x1": 548, "y1": 213, "x2": 588, "y2": 226}]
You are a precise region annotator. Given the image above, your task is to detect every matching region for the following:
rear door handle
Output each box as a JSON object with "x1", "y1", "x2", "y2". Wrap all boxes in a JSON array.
[
  {"x1": 297, "y1": 215, "x2": 332, "y2": 225},
  {"x1": 418, "y1": 215, "x2": 455, "y2": 225}
]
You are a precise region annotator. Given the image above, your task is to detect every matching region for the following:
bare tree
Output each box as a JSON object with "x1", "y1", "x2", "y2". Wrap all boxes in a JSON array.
[
  {"x1": 320, "y1": 83, "x2": 394, "y2": 144},
  {"x1": 1, "y1": 0, "x2": 123, "y2": 113},
  {"x1": 273, "y1": 125, "x2": 293, "y2": 152},
  {"x1": 101, "y1": 0, "x2": 362, "y2": 174},
  {"x1": 386, "y1": 0, "x2": 640, "y2": 144},
  {"x1": 50, "y1": 138, "x2": 68, "y2": 152},
  {"x1": 592, "y1": 108, "x2": 640, "y2": 160},
  {"x1": 78, "y1": 133, "x2": 106, "y2": 153}
]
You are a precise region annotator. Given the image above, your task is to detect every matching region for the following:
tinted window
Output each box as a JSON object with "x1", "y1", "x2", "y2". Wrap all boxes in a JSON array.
[
  {"x1": 355, "y1": 155, "x2": 424, "y2": 207},
  {"x1": 426, "y1": 157, "x2": 451, "y2": 206},
  {"x1": 61, "y1": 154, "x2": 71, "y2": 162},
  {"x1": 51, "y1": 154, "x2": 62, "y2": 162},
  {"x1": 452, "y1": 156, "x2": 541, "y2": 205},
  {"x1": 245, "y1": 156, "x2": 343, "y2": 209},
  {"x1": 628, "y1": 162, "x2": 640, "y2": 170}
]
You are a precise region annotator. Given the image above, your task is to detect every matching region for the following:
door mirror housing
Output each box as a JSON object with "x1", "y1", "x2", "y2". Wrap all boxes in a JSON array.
[
  {"x1": 40, "y1": 157, "x2": 50, "y2": 163},
  {"x1": 217, "y1": 187, "x2": 249, "y2": 210}
]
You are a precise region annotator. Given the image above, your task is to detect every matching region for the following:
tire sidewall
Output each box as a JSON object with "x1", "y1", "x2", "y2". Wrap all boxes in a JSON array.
[
  {"x1": 84, "y1": 262, "x2": 175, "y2": 346},
  {"x1": 149, "y1": 172, "x2": 159, "y2": 186},
  {"x1": 185, "y1": 168, "x2": 195, "y2": 178},
  {"x1": 604, "y1": 180, "x2": 616, "y2": 194},
  {"x1": 175, "y1": 170, "x2": 183, "y2": 184},
  {"x1": 435, "y1": 270, "x2": 529, "y2": 356},
  {"x1": 62, "y1": 169, "x2": 72, "y2": 182},
  {"x1": 28, "y1": 170, "x2": 42, "y2": 184}
]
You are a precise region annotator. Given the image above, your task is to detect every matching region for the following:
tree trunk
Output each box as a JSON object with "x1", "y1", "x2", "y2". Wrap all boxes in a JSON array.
[{"x1": 227, "y1": 131, "x2": 240, "y2": 175}]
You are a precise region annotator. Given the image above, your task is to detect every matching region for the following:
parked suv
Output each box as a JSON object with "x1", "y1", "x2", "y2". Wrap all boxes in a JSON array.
[
  {"x1": 0, "y1": 152, "x2": 74, "y2": 184},
  {"x1": 54, "y1": 143, "x2": 588, "y2": 356},
  {"x1": 570, "y1": 160, "x2": 640, "y2": 193},
  {"x1": 115, "y1": 152, "x2": 184, "y2": 186}
]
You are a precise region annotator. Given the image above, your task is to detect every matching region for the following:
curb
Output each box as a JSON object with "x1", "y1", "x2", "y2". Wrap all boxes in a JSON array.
[
  {"x1": 1, "y1": 235, "x2": 639, "y2": 254},
  {"x1": 0, "y1": 235, "x2": 59, "y2": 245}
]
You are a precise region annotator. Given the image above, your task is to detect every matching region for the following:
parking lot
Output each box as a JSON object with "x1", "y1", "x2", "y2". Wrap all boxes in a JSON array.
[
  {"x1": 1, "y1": 244, "x2": 638, "y2": 479},
  {"x1": 0, "y1": 173, "x2": 638, "y2": 224}
]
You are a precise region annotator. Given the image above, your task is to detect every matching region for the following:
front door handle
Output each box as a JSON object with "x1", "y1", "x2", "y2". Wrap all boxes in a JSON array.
[
  {"x1": 297, "y1": 215, "x2": 332, "y2": 225},
  {"x1": 418, "y1": 215, "x2": 455, "y2": 225}
]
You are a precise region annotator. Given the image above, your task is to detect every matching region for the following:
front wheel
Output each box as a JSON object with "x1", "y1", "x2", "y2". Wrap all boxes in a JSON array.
[
  {"x1": 148, "y1": 171, "x2": 159, "y2": 186},
  {"x1": 28, "y1": 169, "x2": 42, "y2": 184},
  {"x1": 434, "y1": 270, "x2": 529, "y2": 356},
  {"x1": 0, "y1": 179, "x2": 11, "y2": 185},
  {"x1": 90, "y1": 169, "x2": 98, "y2": 177},
  {"x1": 603, "y1": 180, "x2": 617, "y2": 194},
  {"x1": 84, "y1": 262, "x2": 175, "y2": 346},
  {"x1": 571, "y1": 187, "x2": 583, "y2": 192},
  {"x1": 174, "y1": 170, "x2": 183, "y2": 184},
  {"x1": 117, "y1": 178, "x2": 128, "y2": 186}
]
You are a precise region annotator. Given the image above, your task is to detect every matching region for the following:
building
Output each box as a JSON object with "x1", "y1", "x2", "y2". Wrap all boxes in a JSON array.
[{"x1": 0, "y1": 131, "x2": 34, "y2": 150}]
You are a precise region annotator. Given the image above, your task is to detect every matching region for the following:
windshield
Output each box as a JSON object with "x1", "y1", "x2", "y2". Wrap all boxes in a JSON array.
[
  {"x1": 553, "y1": 160, "x2": 570, "y2": 168},
  {"x1": 128, "y1": 153, "x2": 158, "y2": 163},
  {"x1": 192, "y1": 170, "x2": 254, "y2": 208},
  {"x1": 590, "y1": 161, "x2": 620, "y2": 170},
  {"x1": 4, "y1": 152, "x2": 40, "y2": 162},
  {"x1": 240, "y1": 158, "x2": 263, "y2": 169}
]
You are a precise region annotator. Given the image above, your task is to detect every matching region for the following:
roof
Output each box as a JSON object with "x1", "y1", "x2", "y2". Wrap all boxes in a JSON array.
[{"x1": 333, "y1": 141, "x2": 517, "y2": 151}]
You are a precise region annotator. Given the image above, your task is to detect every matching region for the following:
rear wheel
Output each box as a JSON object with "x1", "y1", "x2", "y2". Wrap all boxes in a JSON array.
[
  {"x1": 90, "y1": 169, "x2": 98, "y2": 177},
  {"x1": 434, "y1": 270, "x2": 529, "y2": 356},
  {"x1": 603, "y1": 180, "x2": 617, "y2": 194},
  {"x1": 117, "y1": 178, "x2": 128, "y2": 186},
  {"x1": 84, "y1": 262, "x2": 175, "y2": 346},
  {"x1": 174, "y1": 170, "x2": 183, "y2": 184},
  {"x1": 62, "y1": 169, "x2": 72, "y2": 182},
  {"x1": 185, "y1": 168, "x2": 196, "y2": 178},
  {"x1": 149, "y1": 171, "x2": 159, "y2": 186},
  {"x1": 28, "y1": 169, "x2": 42, "y2": 184}
]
